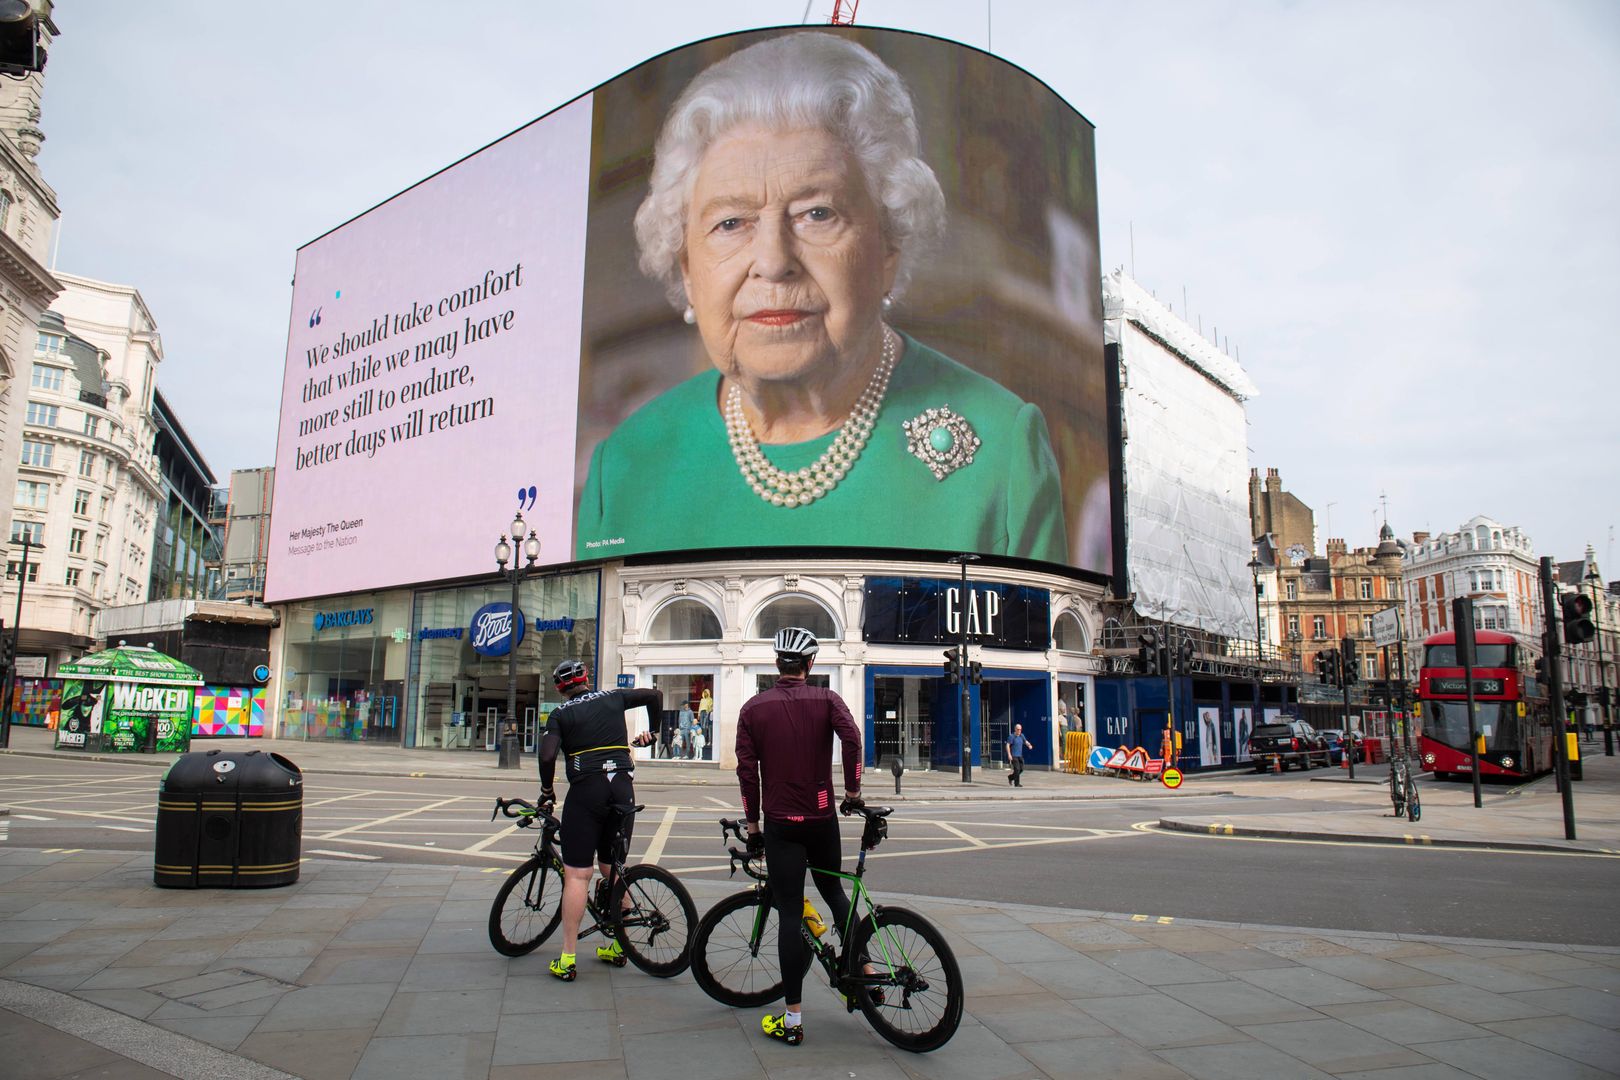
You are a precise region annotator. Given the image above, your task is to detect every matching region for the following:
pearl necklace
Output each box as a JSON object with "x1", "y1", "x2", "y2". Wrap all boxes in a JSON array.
[{"x1": 725, "y1": 327, "x2": 898, "y2": 508}]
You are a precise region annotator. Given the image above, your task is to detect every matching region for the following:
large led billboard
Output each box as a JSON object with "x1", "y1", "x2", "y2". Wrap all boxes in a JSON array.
[{"x1": 267, "y1": 26, "x2": 1108, "y2": 604}]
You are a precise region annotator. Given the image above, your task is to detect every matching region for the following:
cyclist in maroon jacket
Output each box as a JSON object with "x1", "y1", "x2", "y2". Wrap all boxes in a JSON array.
[{"x1": 736, "y1": 626, "x2": 863, "y2": 1047}]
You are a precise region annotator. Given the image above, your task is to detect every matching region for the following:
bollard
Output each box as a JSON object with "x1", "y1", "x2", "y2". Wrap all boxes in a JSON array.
[
  {"x1": 891, "y1": 755, "x2": 904, "y2": 795},
  {"x1": 498, "y1": 726, "x2": 521, "y2": 769}
]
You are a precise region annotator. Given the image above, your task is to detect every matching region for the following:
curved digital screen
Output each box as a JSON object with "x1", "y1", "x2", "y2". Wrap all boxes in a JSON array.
[{"x1": 267, "y1": 26, "x2": 1107, "y2": 604}]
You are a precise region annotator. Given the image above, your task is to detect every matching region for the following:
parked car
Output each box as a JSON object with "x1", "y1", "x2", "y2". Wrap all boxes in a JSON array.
[
  {"x1": 1246, "y1": 721, "x2": 1331, "y2": 772},
  {"x1": 1319, "y1": 729, "x2": 1364, "y2": 765}
]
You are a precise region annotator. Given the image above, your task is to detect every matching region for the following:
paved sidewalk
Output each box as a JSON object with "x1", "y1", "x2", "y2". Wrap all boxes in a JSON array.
[
  {"x1": 4, "y1": 846, "x2": 1619, "y2": 1080},
  {"x1": 0, "y1": 723, "x2": 1217, "y2": 801},
  {"x1": 1158, "y1": 750, "x2": 1620, "y2": 855}
]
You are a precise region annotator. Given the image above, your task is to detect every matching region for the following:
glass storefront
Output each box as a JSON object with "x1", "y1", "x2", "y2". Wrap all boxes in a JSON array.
[
  {"x1": 407, "y1": 569, "x2": 599, "y2": 750},
  {"x1": 648, "y1": 673, "x2": 716, "y2": 761},
  {"x1": 281, "y1": 591, "x2": 411, "y2": 741}
]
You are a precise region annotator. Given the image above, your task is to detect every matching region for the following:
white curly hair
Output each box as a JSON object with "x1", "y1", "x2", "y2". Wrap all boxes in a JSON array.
[{"x1": 633, "y1": 32, "x2": 947, "y2": 311}]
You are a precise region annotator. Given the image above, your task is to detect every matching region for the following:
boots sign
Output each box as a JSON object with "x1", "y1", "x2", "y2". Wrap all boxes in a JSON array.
[{"x1": 861, "y1": 577, "x2": 1051, "y2": 650}]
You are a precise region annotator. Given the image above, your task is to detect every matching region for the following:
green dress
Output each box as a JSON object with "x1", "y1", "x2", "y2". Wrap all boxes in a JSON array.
[{"x1": 576, "y1": 333, "x2": 1069, "y2": 564}]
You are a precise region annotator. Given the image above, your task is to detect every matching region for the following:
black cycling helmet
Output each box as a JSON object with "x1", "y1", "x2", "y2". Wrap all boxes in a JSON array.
[
  {"x1": 552, "y1": 659, "x2": 589, "y2": 691},
  {"x1": 773, "y1": 627, "x2": 820, "y2": 661}
]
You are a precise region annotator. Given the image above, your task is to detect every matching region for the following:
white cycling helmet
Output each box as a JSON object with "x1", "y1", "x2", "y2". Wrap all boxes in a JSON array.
[{"x1": 773, "y1": 627, "x2": 820, "y2": 660}]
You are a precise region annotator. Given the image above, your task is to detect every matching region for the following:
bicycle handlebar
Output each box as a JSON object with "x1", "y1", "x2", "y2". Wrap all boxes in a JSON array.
[{"x1": 491, "y1": 797, "x2": 551, "y2": 829}]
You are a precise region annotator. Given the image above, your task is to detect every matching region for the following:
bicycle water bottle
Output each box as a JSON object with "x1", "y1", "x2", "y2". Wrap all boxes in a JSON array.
[{"x1": 802, "y1": 898, "x2": 826, "y2": 938}]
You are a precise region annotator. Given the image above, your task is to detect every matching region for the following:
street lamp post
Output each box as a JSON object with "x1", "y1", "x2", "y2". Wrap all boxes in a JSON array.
[
  {"x1": 494, "y1": 512, "x2": 541, "y2": 770},
  {"x1": 1585, "y1": 568, "x2": 1613, "y2": 757},
  {"x1": 949, "y1": 553, "x2": 979, "y2": 783},
  {"x1": 0, "y1": 533, "x2": 32, "y2": 750},
  {"x1": 1248, "y1": 556, "x2": 1265, "y2": 722}
]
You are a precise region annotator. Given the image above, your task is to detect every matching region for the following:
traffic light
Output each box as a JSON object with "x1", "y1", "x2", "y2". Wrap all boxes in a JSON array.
[
  {"x1": 0, "y1": 2, "x2": 45, "y2": 77},
  {"x1": 1176, "y1": 637, "x2": 1195, "y2": 675},
  {"x1": 942, "y1": 648, "x2": 960, "y2": 683},
  {"x1": 1318, "y1": 648, "x2": 1341, "y2": 688},
  {"x1": 968, "y1": 660, "x2": 983, "y2": 685},
  {"x1": 1340, "y1": 637, "x2": 1359, "y2": 685},
  {"x1": 1138, "y1": 628, "x2": 1160, "y2": 676},
  {"x1": 1561, "y1": 592, "x2": 1596, "y2": 646},
  {"x1": 1534, "y1": 655, "x2": 1551, "y2": 685}
]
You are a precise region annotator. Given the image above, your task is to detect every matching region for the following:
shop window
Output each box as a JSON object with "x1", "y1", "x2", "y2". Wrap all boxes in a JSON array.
[
  {"x1": 750, "y1": 596, "x2": 836, "y2": 641},
  {"x1": 1052, "y1": 611, "x2": 1087, "y2": 651},
  {"x1": 648, "y1": 675, "x2": 716, "y2": 762},
  {"x1": 647, "y1": 598, "x2": 721, "y2": 641}
]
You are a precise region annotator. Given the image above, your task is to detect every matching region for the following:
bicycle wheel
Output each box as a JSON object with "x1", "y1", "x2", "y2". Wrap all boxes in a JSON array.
[
  {"x1": 612, "y1": 863, "x2": 698, "y2": 977},
  {"x1": 691, "y1": 889, "x2": 813, "y2": 1007},
  {"x1": 489, "y1": 853, "x2": 563, "y2": 957},
  {"x1": 1406, "y1": 778, "x2": 1421, "y2": 823},
  {"x1": 850, "y1": 906, "x2": 963, "y2": 1053}
]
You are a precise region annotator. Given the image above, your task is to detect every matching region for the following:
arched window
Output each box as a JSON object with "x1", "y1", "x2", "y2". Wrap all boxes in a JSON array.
[
  {"x1": 751, "y1": 596, "x2": 837, "y2": 641},
  {"x1": 1100, "y1": 617, "x2": 1125, "y2": 650},
  {"x1": 647, "y1": 598, "x2": 721, "y2": 641},
  {"x1": 1053, "y1": 611, "x2": 1088, "y2": 651}
]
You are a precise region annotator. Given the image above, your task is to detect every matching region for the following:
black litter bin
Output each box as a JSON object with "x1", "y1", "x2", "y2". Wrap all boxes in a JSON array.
[{"x1": 155, "y1": 750, "x2": 303, "y2": 888}]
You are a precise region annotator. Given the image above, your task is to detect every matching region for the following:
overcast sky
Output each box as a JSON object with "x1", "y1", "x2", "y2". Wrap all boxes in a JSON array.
[{"x1": 35, "y1": 0, "x2": 1620, "y2": 570}]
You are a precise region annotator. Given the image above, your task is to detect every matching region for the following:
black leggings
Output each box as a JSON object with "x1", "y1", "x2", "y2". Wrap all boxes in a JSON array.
[{"x1": 763, "y1": 817, "x2": 851, "y2": 1005}]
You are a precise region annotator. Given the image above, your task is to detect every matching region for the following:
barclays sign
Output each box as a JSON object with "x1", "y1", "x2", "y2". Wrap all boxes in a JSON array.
[
  {"x1": 470, "y1": 602, "x2": 526, "y2": 657},
  {"x1": 313, "y1": 608, "x2": 374, "y2": 632}
]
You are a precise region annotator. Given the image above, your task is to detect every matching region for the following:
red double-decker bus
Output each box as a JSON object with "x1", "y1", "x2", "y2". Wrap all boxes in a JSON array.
[{"x1": 1416, "y1": 629, "x2": 1552, "y2": 781}]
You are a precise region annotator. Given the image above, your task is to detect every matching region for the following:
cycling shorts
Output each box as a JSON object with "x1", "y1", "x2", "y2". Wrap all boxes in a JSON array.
[{"x1": 559, "y1": 771, "x2": 635, "y2": 869}]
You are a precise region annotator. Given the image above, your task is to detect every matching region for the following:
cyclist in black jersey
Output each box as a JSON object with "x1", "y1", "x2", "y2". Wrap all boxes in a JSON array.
[{"x1": 538, "y1": 659, "x2": 660, "y2": 981}]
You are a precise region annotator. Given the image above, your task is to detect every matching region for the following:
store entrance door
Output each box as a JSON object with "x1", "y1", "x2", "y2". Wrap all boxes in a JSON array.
[{"x1": 871, "y1": 677, "x2": 932, "y2": 770}]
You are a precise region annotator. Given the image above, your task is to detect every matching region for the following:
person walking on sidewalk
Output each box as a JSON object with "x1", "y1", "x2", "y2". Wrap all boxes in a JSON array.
[
  {"x1": 1007, "y1": 723, "x2": 1032, "y2": 786},
  {"x1": 736, "y1": 627, "x2": 863, "y2": 1048},
  {"x1": 537, "y1": 659, "x2": 659, "y2": 982}
]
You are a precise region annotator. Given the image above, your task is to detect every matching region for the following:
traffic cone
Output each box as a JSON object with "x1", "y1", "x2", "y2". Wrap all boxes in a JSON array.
[{"x1": 1272, "y1": 755, "x2": 1282, "y2": 775}]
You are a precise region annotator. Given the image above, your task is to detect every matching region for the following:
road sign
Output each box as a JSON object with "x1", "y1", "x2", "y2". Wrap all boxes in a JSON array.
[
  {"x1": 1161, "y1": 766, "x2": 1184, "y2": 789},
  {"x1": 1372, "y1": 607, "x2": 1402, "y2": 648}
]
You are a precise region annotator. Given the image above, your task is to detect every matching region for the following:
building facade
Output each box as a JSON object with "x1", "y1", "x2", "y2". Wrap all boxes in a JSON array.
[
  {"x1": 1251, "y1": 469, "x2": 1405, "y2": 684},
  {"x1": 0, "y1": 6, "x2": 63, "y2": 571},
  {"x1": 4, "y1": 274, "x2": 165, "y2": 669},
  {"x1": 148, "y1": 388, "x2": 222, "y2": 601},
  {"x1": 1402, "y1": 516, "x2": 1543, "y2": 667},
  {"x1": 218, "y1": 466, "x2": 272, "y2": 603}
]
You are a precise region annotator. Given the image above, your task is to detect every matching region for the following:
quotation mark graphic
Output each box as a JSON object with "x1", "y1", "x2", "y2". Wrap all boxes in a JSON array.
[
  {"x1": 517, "y1": 485, "x2": 537, "y2": 511},
  {"x1": 308, "y1": 307, "x2": 322, "y2": 328}
]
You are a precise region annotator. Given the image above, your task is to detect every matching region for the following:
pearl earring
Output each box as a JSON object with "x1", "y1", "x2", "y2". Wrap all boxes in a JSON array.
[
  {"x1": 881, "y1": 293, "x2": 894, "y2": 312},
  {"x1": 683, "y1": 306, "x2": 696, "y2": 325}
]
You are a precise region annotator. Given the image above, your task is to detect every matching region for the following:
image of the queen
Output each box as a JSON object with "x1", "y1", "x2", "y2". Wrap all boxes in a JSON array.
[{"x1": 575, "y1": 32, "x2": 1067, "y2": 563}]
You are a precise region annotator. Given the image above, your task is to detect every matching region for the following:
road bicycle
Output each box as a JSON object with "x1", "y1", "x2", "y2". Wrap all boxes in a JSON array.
[
  {"x1": 689, "y1": 803, "x2": 963, "y2": 1053},
  {"x1": 1389, "y1": 754, "x2": 1421, "y2": 823},
  {"x1": 487, "y1": 796, "x2": 697, "y2": 976}
]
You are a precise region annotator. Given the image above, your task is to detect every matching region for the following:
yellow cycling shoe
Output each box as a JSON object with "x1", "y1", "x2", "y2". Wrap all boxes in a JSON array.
[
  {"x1": 762, "y1": 1012, "x2": 803, "y2": 1046},
  {"x1": 548, "y1": 956, "x2": 577, "y2": 982},
  {"x1": 596, "y1": 939, "x2": 628, "y2": 968}
]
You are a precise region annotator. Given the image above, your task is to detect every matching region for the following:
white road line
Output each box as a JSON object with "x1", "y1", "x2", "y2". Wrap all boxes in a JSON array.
[
  {"x1": 935, "y1": 822, "x2": 989, "y2": 848},
  {"x1": 463, "y1": 824, "x2": 524, "y2": 855},
  {"x1": 304, "y1": 792, "x2": 380, "y2": 807},
  {"x1": 11, "y1": 814, "x2": 53, "y2": 821},
  {"x1": 639, "y1": 806, "x2": 681, "y2": 865},
  {"x1": 316, "y1": 796, "x2": 466, "y2": 841},
  {"x1": 96, "y1": 825, "x2": 151, "y2": 833},
  {"x1": 1, "y1": 805, "x2": 152, "y2": 826},
  {"x1": 704, "y1": 796, "x2": 734, "y2": 809},
  {"x1": 306, "y1": 848, "x2": 381, "y2": 860}
]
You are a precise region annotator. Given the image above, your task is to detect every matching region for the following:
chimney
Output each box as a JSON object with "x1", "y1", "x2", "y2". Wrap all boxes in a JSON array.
[{"x1": 1412, "y1": 531, "x2": 1430, "y2": 544}]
